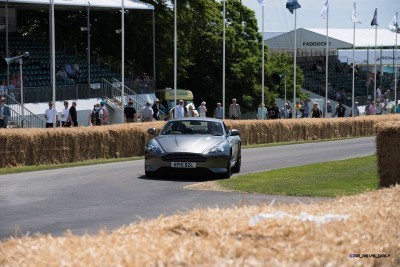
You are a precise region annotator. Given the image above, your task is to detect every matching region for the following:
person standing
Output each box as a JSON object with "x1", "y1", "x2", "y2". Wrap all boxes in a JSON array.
[
  {"x1": 44, "y1": 101, "x2": 58, "y2": 128},
  {"x1": 228, "y1": 98, "x2": 241, "y2": 119},
  {"x1": 335, "y1": 102, "x2": 346, "y2": 117},
  {"x1": 213, "y1": 102, "x2": 223, "y2": 119},
  {"x1": 311, "y1": 103, "x2": 322, "y2": 118},
  {"x1": 69, "y1": 101, "x2": 78, "y2": 127},
  {"x1": 61, "y1": 100, "x2": 71, "y2": 127},
  {"x1": 99, "y1": 102, "x2": 109, "y2": 125},
  {"x1": 187, "y1": 103, "x2": 199, "y2": 117},
  {"x1": 0, "y1": 97, "x2": 11, "y2": 128},
  {"x1": 257, "y1": 103, "x2": 267, "y2": 120},
  {"x1": 141, "y1": 101, "x2": 154, "y2": 122},
  {"x1": 174, "y1": 99, "x2": 186, "y2": 119},
  {"x1": 199, "y1": 101, "x2": 207, "y2": 117},
  {"x1": 326, "y1": 101, "x2": 332, "y2": 117},
  {"x1": 302, "y1": 99, "x2": 310, "y2": 118},
  {"x1": 124, "y1": 99, "x2": 137, "y2": 123},
  {"x1": 152, "y1": 98, "x2": 160, "y2": 121}
]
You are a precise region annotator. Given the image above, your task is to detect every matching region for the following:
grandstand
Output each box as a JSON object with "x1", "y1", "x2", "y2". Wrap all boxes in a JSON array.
[{"x1": 299, "y1": 54, "x2": 397, "y2": 106}]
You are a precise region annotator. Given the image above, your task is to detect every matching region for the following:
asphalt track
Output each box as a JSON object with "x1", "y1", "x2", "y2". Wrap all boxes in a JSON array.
[{"x1": 0, "y1": 136, "x2": 375, "y2": 240}]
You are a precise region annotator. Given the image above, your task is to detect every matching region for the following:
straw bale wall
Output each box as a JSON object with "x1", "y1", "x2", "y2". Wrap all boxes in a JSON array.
[
  {"x1": 0, "y1": 115, "x2": 400, "y2": 168},
  {"x1": 376, "y1": 121, "x2": 400, "y2": 188}
]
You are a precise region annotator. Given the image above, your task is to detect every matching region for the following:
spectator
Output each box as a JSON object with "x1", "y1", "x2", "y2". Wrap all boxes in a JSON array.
[
  {"x1": 199, "y1": 101, "x2": 207, "y2": 117},
  {"x1": 301, "y1": 99, "x2": 310, "y2": 118},
  {"x1": 141, "y1": 101, "x2": 154, "y2": 122},
  {"x1": 73, "y1": 61, "x2": 80, "y2": 77},
  {"x1": 257, "y1": 103, "x2": 267, "y2": 120},
  {"x1": 335, "y1": 102, "x2": 346, "y2": 117},
  {"x1": 213, "y1": 102, "x2": 224, "y2": 119},
  {"x1": 89, "y1": 104, "x2": 101, "y2": 126},
  {"x1": 369, "y1": 102, "x2": 376, "y2": 115},
  {"x1": 376, "y1": 87, "x2": 382, "y2": 100},
  {"x1": 173, "y1": 99, "x2": 186, "y2": 119},
  {"x1": 61, "y1": 100, "x2": 71, "y2": 127},
  {"x1": 268, "y1": 103, "x2": 280, "y2": 119},
  {"x1": 311, "y1": 103, "x2": 322, "y2": 118},
  {"x1": 124, "y1": 99, "x2": 137, "y2": 123},
  {"x1": 187, "y1": 103, "x2": 199, "y2": 117},
  {"x1": 350, "y1": 102, "x2": 360, "y2": 116},
  {"x1": 0, "y1": 97, "x2": 11, "y2": 128},
  {"x1": 375, "y1": 100, "x2": 383, "y2": 115},
  {"x1": 44, "y1": 101, "x2": 58, "y2": 128},
  {"x1": 295, "y1": 101, "x2": 302, "y2": 118},
  {"x1": 99, "y1": 101, "x2": 109, "y2": 125},
  {"x1": 326, "y1": 101, "x2": 332, "y2": 117},
  {"x1": 69, "y1": 101, "x2": 78, "y2": 127},
  {"x1": 365, "y1": 101, "x2": 371, "y2": 115},
  {"x1": 0, "y1": 80, "x2": 8, "y2": 96},
  {"x1": 228, "y1": 98, "x2": 241, "y2": 119},
  {"x1": 65, "y1": 62, "x2": 76, "y2": 80},
  {"x1": 57, "y1": 66, "x2": 71, "y2": 81},
  {"x1": 152, "y1": 98, "x2": 160, "y2": 121},
  {"x1": 281, "y1": 102, "x2": 292, "y2": 119}
]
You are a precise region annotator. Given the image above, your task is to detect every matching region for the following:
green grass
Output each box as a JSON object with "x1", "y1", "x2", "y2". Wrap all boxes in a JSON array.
[
  {"x1": 218, "y1": 155, "x2": 378, "y2": 197},
  {"x1": 0, "y1": 157, "x2": 142, "y2": 176}
]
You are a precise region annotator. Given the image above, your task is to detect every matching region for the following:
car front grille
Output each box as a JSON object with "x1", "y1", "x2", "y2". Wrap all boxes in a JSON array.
[{"x1": 161, "y1": 153, "x2": 207, "y2": 162}]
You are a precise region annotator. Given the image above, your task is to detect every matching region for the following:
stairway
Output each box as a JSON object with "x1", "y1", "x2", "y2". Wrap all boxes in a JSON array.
[{"x1": 2, "y1": 93, "x2": 44, "y2": 128}]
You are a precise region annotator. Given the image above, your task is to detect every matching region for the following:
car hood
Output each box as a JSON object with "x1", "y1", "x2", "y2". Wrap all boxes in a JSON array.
[{"x1": 156, "y1": 135, "x2": 225, "y2": 153}]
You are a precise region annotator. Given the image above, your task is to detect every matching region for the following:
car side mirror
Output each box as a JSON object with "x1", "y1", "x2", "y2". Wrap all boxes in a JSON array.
[
  {"x1": 147, "y1": 128, "x2": 157, "y2": 135},
  {"x1": 230, "y1": 129, "x2": 240, "y2": 136}
]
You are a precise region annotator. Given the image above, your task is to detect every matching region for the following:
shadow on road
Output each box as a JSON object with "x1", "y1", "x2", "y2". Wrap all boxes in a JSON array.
[{"x1": 137, "y1": 174, "x2": 223, "y2": 183}]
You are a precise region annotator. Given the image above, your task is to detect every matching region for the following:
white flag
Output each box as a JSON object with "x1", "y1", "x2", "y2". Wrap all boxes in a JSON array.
[
  {"x1": 320, "y1": 0, "x2": 328, "y2": 19},
  {"x1": 388, "y1": 15, "x2": 398, "y2": 31},
  {"x1": 257, "y1": 0, "x2": 265, "y2": 5},
  {"x1": 351, "y1": 3, "x2": 361, "y2": 24}
]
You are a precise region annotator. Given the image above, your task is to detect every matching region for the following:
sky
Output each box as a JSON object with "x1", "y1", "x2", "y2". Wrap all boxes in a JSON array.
[{"x1": 241, "y1": 0, "x2": 399, "y2": 33}]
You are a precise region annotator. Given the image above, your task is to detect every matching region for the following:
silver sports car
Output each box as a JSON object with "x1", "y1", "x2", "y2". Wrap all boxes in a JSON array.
[{"x1": 144, "y1": 117, "x2": 241, "y2": 178}]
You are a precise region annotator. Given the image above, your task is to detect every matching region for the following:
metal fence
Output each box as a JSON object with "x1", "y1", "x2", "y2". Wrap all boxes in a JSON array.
[{"x1": 2, "y1": 93, "x2": 44, "y2": 128}]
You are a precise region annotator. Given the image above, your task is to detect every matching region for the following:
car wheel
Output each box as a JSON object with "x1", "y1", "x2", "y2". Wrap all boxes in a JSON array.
[
  {"x1": 232, "y1": 152, "x2": 241, "y2": 173},
  {"x1": 221, "y1": 157, "x2": 232, "y2": 179},
  {"x1": 145, "y1": 170, "x2": 156, "y2": 178}
]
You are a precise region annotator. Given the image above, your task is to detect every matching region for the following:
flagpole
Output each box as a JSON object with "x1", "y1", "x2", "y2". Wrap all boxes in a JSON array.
[
  {"x1": 50, "y1": 0, "x2": 56, "y2": 128},
  {"x1": 293, "y1": 9, "x2": 297, "y2": 118},
  {"x1": 373, "y1": 8, "x2": 377, "y2": 115},
  {"x1": 174, "y1": 0, "x2": 177, "y2": 117},
  {"x1": 261, "y1": 4, "x2": 265, "y2": 119},
  {"x1": 395, "y1": 12, "x2": 398, "y2": 113},
  {"x1": 325, "y1": 2, "x2": 329, "y2": 117},
  {"x1": 121, "y1": 0, "x2": 125, "y2": 124},
  {"x1": 351, "y1": 3, "x2": 356, "y2": 118},
  {"x1": 222, "y1": 0, "x2": 226, "y2": 119}
]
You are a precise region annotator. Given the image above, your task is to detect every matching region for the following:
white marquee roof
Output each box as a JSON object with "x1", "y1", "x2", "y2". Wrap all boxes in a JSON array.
[
  {"x1": 0, "y1": 0, "x2": 154, "y2": 10},
  {"x1": 308, "y1": 28, "x2": 398, "y2": 48}
]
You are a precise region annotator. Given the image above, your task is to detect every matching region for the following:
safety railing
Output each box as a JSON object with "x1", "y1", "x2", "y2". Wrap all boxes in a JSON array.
[{"x1": 2, "y1": 93, "x2": 44, "y2": 128}]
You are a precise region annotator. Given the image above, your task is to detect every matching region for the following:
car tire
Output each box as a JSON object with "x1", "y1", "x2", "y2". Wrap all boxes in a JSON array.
[
  {"x1": 232, "y1": 152, "x2": 241, "y2": 173},
  {"x1": 145, "y1": 171, "x2": 156, "y2": 178},
  {"x1": 221, "y1": 157, "x2": 232, "y2": 179}
]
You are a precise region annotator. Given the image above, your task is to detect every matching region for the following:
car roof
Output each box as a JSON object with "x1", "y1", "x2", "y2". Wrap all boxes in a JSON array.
[{"x1": 168, "y1": 117, "x2": 223, "y2": 123}]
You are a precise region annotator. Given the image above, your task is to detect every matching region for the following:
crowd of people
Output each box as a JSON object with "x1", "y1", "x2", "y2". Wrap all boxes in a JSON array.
[{"x1": 44, "y1": 100, "x2": 78, "y2": 128}]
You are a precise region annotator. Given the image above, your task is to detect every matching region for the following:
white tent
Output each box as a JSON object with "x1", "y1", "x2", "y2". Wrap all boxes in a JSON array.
[{"x1": 0, "y1": 0, "x2": 154, "y2": 10}]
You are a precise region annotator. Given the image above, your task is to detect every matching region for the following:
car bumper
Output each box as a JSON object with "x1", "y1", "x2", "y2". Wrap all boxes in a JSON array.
[{"x1": 145, "y1": 153, "x2": 229, "y2": 175}]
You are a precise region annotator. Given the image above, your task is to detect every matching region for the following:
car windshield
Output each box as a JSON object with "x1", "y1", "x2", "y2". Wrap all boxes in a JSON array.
[{"x1": 160, "y1": 120, "x2": 223, "y2": 136}]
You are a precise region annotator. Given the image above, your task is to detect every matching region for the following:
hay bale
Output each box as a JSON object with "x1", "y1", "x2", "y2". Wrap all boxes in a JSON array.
[
  {"x1": 1, "y1": 186, "x2": 399, "y2": 266},
  {"x1": 376, "y1": 121, "x2": 400, "y2": 187}
]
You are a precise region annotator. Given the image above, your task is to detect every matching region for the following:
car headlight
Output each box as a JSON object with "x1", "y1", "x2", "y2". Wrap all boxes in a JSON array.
[
  {"x1": 146, "y1": 139, "x2": 165, "y2": 154},
  {"x1": 205, "y1": 144, "x2": 225, "y2": 154}
]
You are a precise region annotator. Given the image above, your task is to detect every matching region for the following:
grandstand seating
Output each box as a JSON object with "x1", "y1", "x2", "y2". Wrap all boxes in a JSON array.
[
  {"x1": 0, "y1": 32, "x2": 153, "y2": 103},
  {"x1": 298, "y1": 55, "x2": 396, "y2": 105}
]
